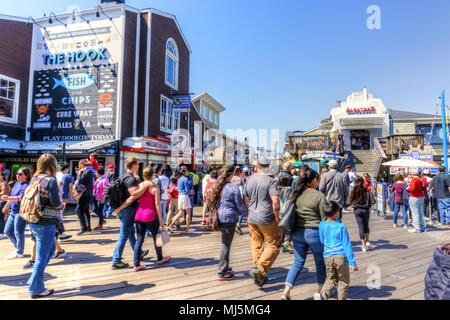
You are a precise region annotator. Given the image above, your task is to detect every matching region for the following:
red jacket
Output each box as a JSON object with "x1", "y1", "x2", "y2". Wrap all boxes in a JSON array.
[
  {"x1": 408, "y1": 176, "x2": 428, "y2": 198},
  {"x1": 364, "y1": 179, "x2": 372, "y2": 191},
  {"x1": 90, "y1": 158, "x2": 99, "y2": 172}
]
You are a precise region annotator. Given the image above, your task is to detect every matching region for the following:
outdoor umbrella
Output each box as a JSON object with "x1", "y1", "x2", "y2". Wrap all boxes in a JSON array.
[{"x1": 381, "y1": 158, "x2": 439, "y2": 168}]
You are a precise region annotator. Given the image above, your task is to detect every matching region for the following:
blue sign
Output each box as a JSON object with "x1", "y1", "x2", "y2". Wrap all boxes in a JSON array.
[
  {"x1": 172, "y1": 95, "x2": 191, "y2": 111},
  {"x1": 42, "y1": 48, "x2": 108, "y2": 65},
  {"x1": 399, "y1": 147, "x2": 433, "y2": 161}
]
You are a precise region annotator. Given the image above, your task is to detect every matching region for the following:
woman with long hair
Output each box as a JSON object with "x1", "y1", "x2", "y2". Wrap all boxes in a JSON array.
[
  {"x1": 114, "y1": 167, "x2": 171, "y2": 271},
  {"x1": 27, "y1": 154, "x2": 64, "y2": 298},
  {"x1": 281, "y1": 168, "x2": 326, "y2": 300},
  {"x1": 209, "y1": 165, "x2": 247, "y2": 281},
  {"x1": 390, "y1": 173, "x2": 408, "y2": 229},
  {"x1": 1, "y1": 167, "x2": 32, "y2": 259},
  {"x1": 0, "y1": 170, "x2": 10, "y2": 239},
  {"x1": 348, "y1": 176, "x2": 375, "y2": 252}
]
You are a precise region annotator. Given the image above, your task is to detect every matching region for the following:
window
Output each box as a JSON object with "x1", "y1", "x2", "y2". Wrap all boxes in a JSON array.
[
  {"x1": 214, "y1": 114, "x2": 219, "y2": 125},
  {"x1": 209, "y1": 110, "x2": 213, "y2": 122},
  {"x1": 0, "y1": 75, "x2": 19, "y2": 124},
  {"x1": 203, "y1": 105, "x2": 208, "y2": 119},
  {"x1": 165, "y1": 39, "x2": 179, "y2": 90},
  {"x1": 160, "y1": 95, "x2": 180, "y2": 132}
]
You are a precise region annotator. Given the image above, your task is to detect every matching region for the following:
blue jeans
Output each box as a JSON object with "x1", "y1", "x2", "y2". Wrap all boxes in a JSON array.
[
  {"x1": 112, "y1": 207, "x2": 137, "y2": 265},
  {"x1": 4, "y1": 212, "x2": 27, "y2": 255},
  {"x1": 437, "y1": 198, "x2": 450, "y2": 224},
  {"x1": 27, "y1": 224, "x2": 56, "y2": 295},
  {"x1": 409, "y1": 197, "x2": 425, "y2": 230},
  {"x1": 103, "y1": 200, "x2": 114, "y2": 216},
  {"x1": 160, "y1": 199, "x2": 168, "y2": 224},
  {"x1": 284, "y1": 227, "x2": 326, "y2": 287},
  {"x1": 393, "y1": 202, "x2": 408, "y2": 226}
]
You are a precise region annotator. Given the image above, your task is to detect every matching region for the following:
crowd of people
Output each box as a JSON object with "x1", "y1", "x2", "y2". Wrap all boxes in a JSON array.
[{"x1": 0, "y1": 153, "x2": 448, "y2": 300}]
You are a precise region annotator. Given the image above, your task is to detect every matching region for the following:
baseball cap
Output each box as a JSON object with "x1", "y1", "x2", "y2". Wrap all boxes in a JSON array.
[
  {"x1": 328, "y1": 160, "x2": 338, "y2": 169},
  {"x1": 257, "y1": 155, "x2": 271, "y2": 167},
  {"x1": 423, "y1": 169, "x2": 430, "y2": 175},
  {"x1": 107, "y1": 163, "x2": 116, "y2": 170}
]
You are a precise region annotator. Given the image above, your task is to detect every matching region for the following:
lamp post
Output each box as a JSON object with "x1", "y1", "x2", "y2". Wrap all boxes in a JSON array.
[{"x1": 329, "y1": 127, "x2": 339, "y2": 161}]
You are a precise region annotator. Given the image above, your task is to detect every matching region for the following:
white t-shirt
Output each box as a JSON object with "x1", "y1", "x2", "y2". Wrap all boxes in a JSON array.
[
  {"x1": 202, "y1": 174, "x2": 211, "y2": 195},
  {"x1": 159, "y1": 175, "x2": 170, "y2": 201}
]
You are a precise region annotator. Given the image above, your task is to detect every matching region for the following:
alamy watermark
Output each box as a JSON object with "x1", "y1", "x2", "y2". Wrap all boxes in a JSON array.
[{"x1": 367, "y1": 5, "x2": 381, "y2": 30}]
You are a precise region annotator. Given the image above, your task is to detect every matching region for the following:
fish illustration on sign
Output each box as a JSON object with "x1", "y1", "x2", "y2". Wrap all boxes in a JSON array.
[{"x1": 52, "y1": 74, "x2": 95, "y2": 90}]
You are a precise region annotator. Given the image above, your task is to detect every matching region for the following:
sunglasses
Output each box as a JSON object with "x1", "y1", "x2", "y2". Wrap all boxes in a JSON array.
[{"x1": 16, "y1": 173, "x2": 23, "y2": 176}]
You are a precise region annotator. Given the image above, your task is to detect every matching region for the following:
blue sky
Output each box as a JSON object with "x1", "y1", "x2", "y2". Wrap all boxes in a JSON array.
[{"x1": 2, "y1": 0, "x2": 450, "y2": 150}]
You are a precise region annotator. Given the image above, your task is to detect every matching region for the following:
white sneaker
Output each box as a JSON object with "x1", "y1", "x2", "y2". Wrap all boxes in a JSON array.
[
  {"x1": 6, "y1": 251, "x2": 23, "y2": 259},
  {"x1": 393, "y1": 224, "x2": 398, "y2": 228},
  {"x1": 366, "y1": 242, "x2": 374, "y2": 250},
  {"x1": 313, "y1": 292, "x2": 324, "y2": 300},
  {"x1": 403, "y1": 225, "x2": 408, "y2": 229},
  {"x1": 0, "y1": 234, "x2": 7, "y2": 239},
  {"x1": 362, "y1": 246, "x2": 367, "y2": 252},
  {"x1": 187, "y1": 228, "x2": 196, "y2": 232}
]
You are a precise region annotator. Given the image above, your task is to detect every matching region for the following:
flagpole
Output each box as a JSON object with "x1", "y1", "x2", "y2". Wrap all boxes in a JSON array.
[{"x1": 441, "y1": 91, "x2": 448, "y2": 174}]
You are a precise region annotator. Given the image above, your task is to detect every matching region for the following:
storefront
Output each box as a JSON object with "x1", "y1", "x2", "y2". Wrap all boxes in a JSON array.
[{"x1": 330, "y1": 88, "x2": 390, "y2": 151}]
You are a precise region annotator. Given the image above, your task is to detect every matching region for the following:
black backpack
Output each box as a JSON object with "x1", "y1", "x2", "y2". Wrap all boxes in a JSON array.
[{"x1": 104, "y1": 173, "x2": 131, "y2": 209}]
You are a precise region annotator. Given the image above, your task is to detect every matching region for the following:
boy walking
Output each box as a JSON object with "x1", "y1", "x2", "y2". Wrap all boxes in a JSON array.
[{"x1": 315, "y1": 201, "x2": 358, "y2": 300}]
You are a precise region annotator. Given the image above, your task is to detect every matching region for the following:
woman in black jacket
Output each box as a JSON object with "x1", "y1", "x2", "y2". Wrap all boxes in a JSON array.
[
  {"x1": 348, "y1": 177, "x2": 375, "y2": 252},
  {"x1": 425, "y1": 234, "x2": 450, "y2": 300},
  {"x1": 75, "y1": 159, "x2": 94, "y2": 235}
]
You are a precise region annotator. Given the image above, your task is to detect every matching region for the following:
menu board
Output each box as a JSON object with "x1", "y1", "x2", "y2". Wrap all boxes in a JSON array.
[{"x1": 30, "y1": 64, "x2": 118, "y2": 141}]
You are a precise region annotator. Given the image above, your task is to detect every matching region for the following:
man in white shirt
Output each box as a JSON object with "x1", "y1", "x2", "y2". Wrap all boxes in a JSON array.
[
  {"x1": 201, "y1": 168, "x2": 212, "y2": 224},
  {"x1": 158, "y1": 166, "x2": 170, "y2": 224}
]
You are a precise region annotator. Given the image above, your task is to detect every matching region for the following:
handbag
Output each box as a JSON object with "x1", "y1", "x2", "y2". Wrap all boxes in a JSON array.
[
  {"x1": 73, "y1": 178, "x2": 87, "y2": 202},
  {"x1": 278, "y1": 188, "x2": 296, "y2": 234},
  {"x1": 156, "y1": 227, "x2": 170, "y2": 247}
]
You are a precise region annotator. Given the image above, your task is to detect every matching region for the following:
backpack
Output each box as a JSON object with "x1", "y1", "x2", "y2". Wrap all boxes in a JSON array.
[
  {"x1": 104, "y1": 173, "x2": 131, "y2": 209},
  {"x1": 19, "y1": 180, "x2": 43, "y2": 224}
]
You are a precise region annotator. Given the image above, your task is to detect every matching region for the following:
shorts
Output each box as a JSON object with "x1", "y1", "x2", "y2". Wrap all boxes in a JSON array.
[{"x1": 178, "y1": 195, "x2": 192, "y2": 210}]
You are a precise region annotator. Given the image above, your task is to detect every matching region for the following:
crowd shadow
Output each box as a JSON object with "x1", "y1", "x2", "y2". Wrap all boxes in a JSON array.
[
  {"x1": 162, "y1": 257, "x2": 218, "y2": 269},
  {"x1": 51, "y1": 281, "x2": 155, "y2": 299},
  {"x1": 350, "y1": 239, "x2": 408, "y2": 251},
  {"x1": 61, "y1": 238, "x2": 116, "y2": 246},
  {"x1": 257, "y1": 266, "x2": 314, "y2": 293},
  {"x1": 348, "y1": 284, "x2": 396, "y2": 300},
  {"x1": 49, "y1": 251, "x2": 112, "y2": 266},
  {"x1": 0, "y1": 272, "x2": 57, "y2": 287}
]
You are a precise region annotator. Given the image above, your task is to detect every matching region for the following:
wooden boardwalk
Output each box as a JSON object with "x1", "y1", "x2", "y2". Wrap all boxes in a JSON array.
[{"x1": 0, "y1": 206, "x2": 448, "y2": 300}]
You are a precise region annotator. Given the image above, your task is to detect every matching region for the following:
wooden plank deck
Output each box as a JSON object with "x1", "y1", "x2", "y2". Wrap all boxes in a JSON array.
[{"x1": 0, "y1": 206, "x2": 448, "y2": 300}]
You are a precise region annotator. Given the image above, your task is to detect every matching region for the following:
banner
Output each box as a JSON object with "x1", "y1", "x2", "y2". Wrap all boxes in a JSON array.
[{"x1": 30, "y1": 64, "x2": 118, "y2": 141}]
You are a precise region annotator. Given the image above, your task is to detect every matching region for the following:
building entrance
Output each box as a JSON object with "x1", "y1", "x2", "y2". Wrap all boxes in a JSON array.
[{"x1": 350, "y1": 130, "x2": 371, "y2": 150}]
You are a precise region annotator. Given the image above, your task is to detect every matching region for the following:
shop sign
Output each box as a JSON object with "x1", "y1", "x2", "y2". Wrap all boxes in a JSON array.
[
  {"x1": 30, "y1": 64, "x2": 118, "y2": 141},
  {"x1": 346, "y1": 106, "x2": 376, "y2": 115},
  {"x1": 304, "y1": 151, "x2": 338, "y2": 159},
  {"x1": 172, "y1": 95, "x2": 191, "y2": 111},
  {"x1": 307, "y1": 137, "x2": 326, "y2": 149},
  {"x1": 42, "y1": 48, "x2": 108, "y2": 66},
  {"x1": 376, "y1": 183, "x2": 384, "y2": 212},
  {"x1": 399, "y1": 147, "x2": 433, "y2": 161}
]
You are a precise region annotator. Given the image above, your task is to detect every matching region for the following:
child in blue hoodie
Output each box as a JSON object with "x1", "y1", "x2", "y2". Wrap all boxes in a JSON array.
[{"x1": 315, "y1": 201, "x2": 358, "y2": 300}]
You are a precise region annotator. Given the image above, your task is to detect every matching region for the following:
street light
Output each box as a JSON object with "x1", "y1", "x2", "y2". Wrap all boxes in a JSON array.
[{"x1": 329, "y1": 127, "x2": 339, "y2": 161}]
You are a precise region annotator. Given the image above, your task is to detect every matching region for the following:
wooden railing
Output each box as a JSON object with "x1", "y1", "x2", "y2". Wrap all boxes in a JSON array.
[{"x1": 378, "y1": 134, "x2": 424, "y2": 156}]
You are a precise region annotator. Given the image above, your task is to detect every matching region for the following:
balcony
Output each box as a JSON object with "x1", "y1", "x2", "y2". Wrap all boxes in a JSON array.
[
  {"x1": 288, "y1": 134, "x2": 345, "y2": 156},
  {"x1": 377, "y1": 134, "x2": 425, "y2": 157}
]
